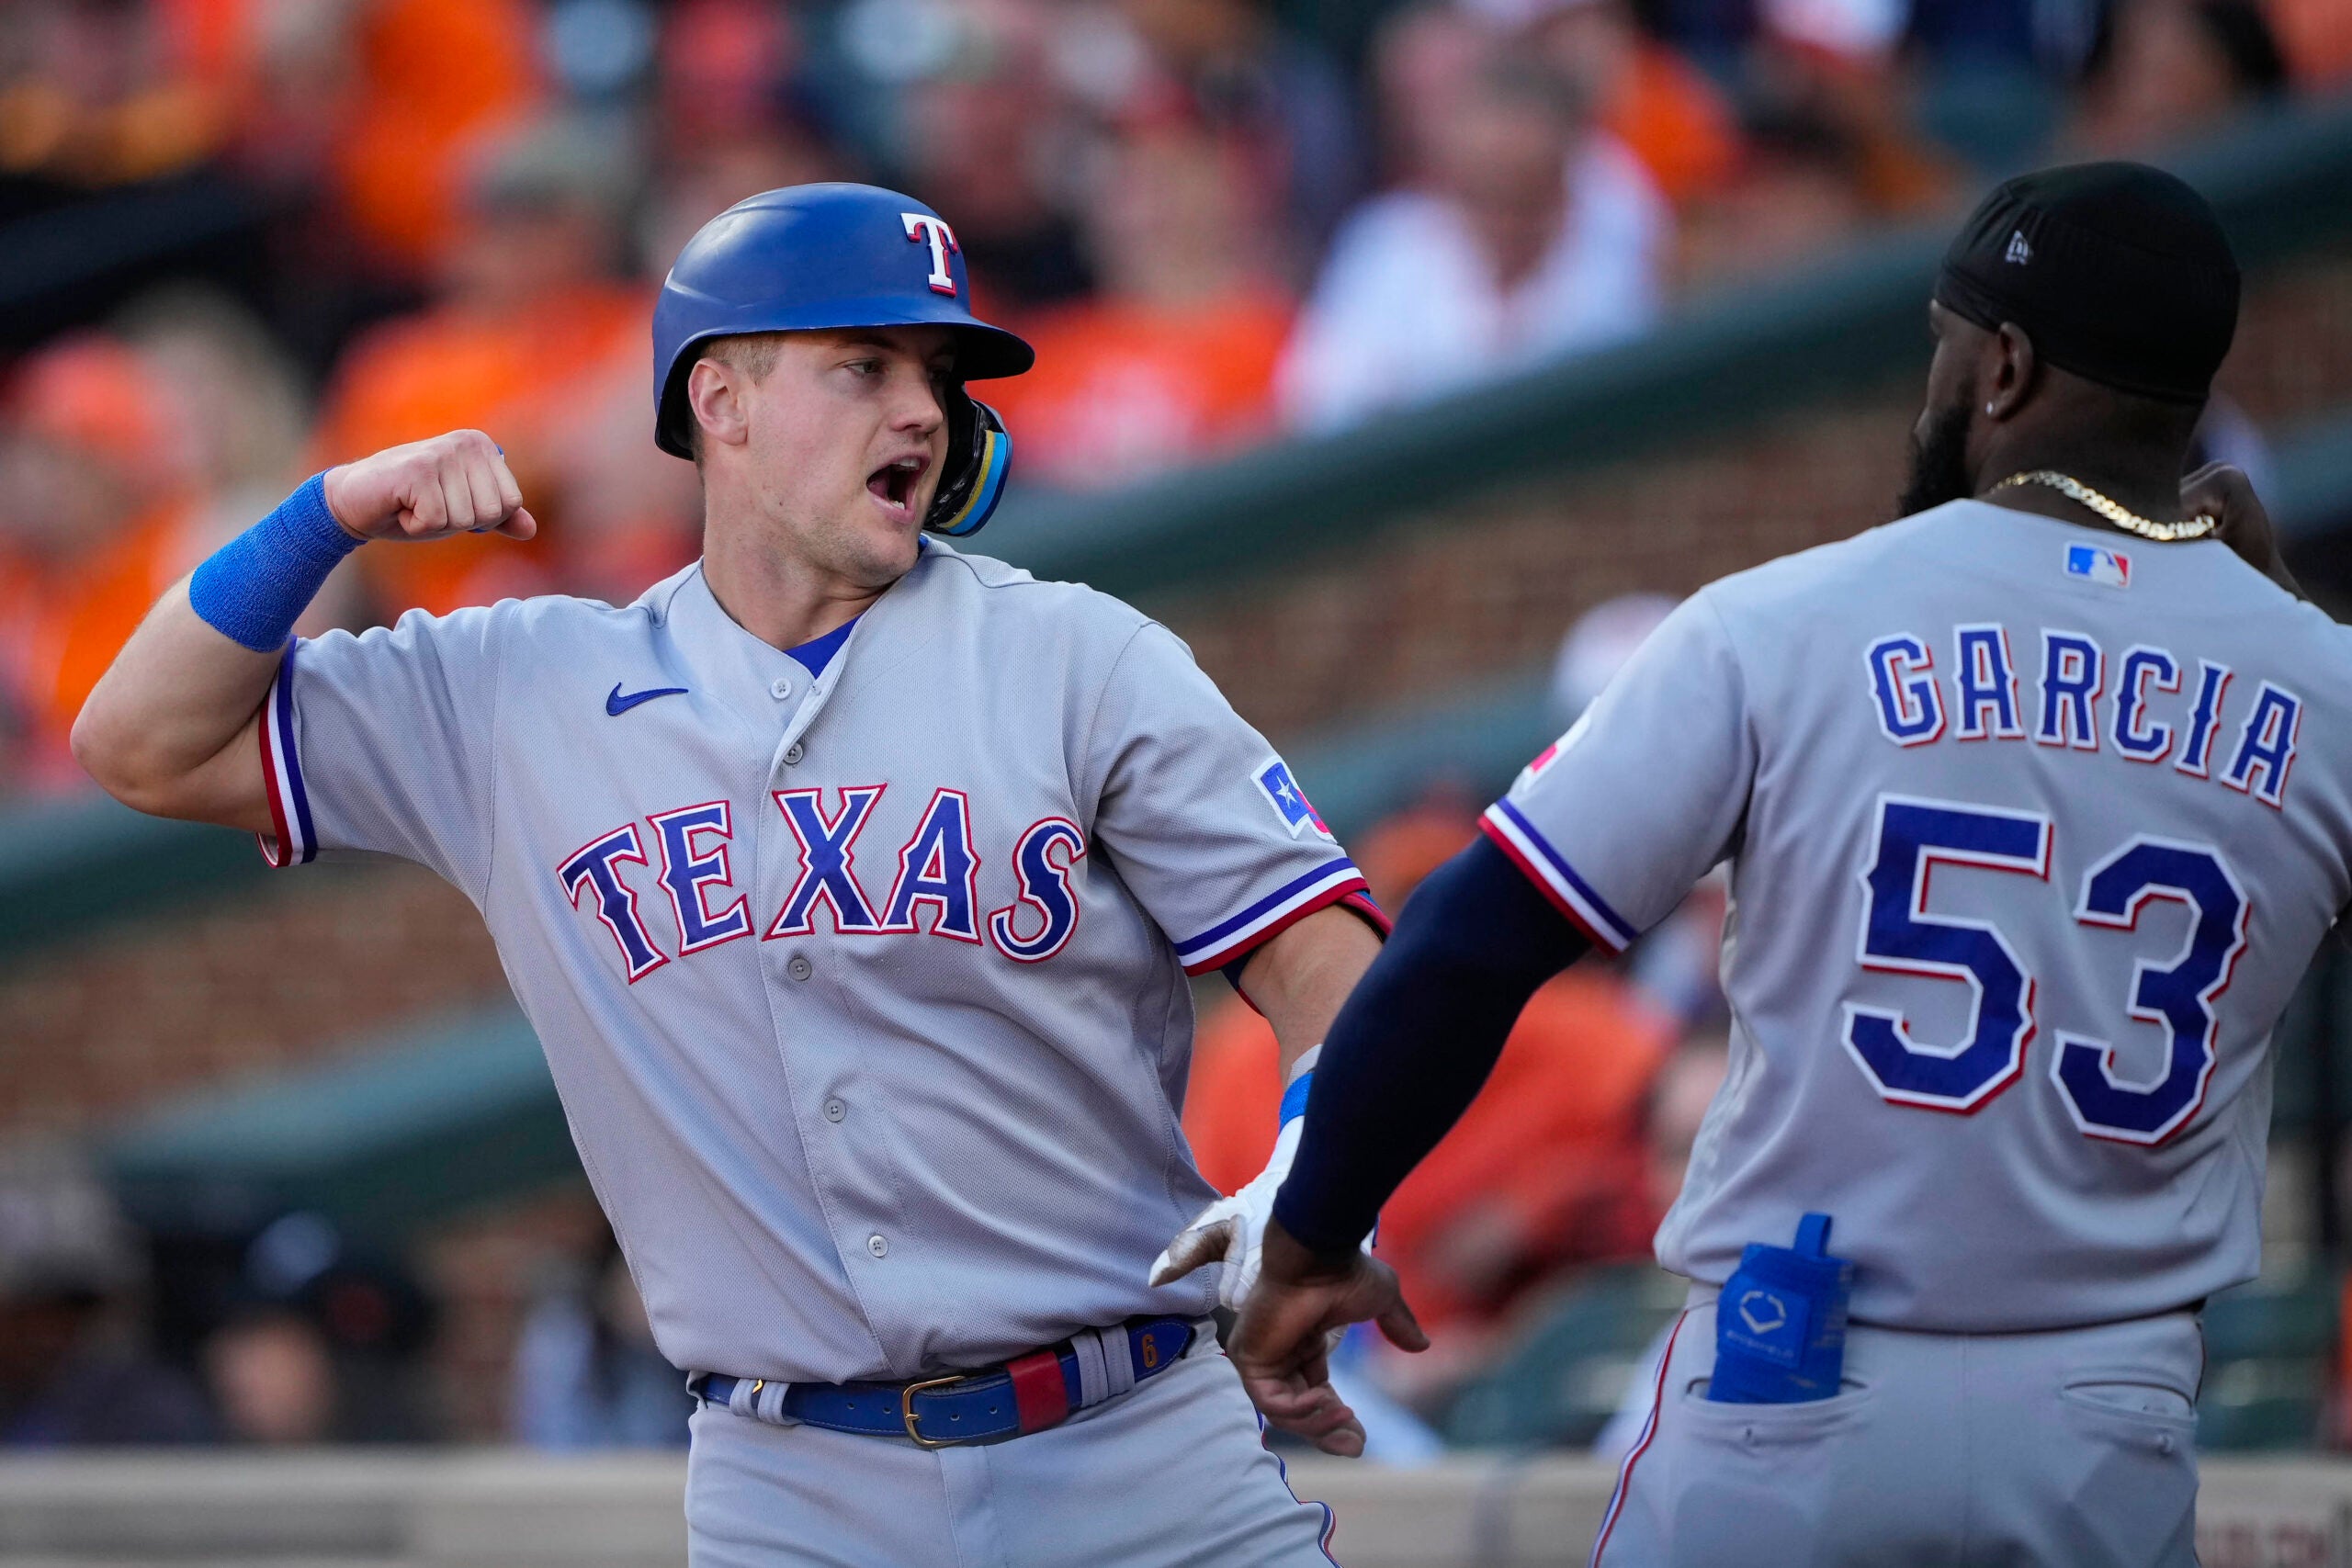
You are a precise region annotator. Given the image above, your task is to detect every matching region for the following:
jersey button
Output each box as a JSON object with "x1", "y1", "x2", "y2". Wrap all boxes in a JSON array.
[
  {"x1": 771, "y1": 678, "x2": 792, "y2": 700},
  {"x1": 787, "y1": 955, "x2": 814, "y2": 982},
  {"x1": 823, "y1": 1097, "x2": 846, "y2": 1122},
  {"x1": 784, "y1": 742, "x2": 805, "y2": 766},
  {"x1": 866, "y1": 1234, "x2": 888, "y2": 1259}
]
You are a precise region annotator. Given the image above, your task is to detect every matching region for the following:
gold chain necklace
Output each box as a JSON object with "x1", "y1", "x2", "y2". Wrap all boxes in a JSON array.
[{"x1": 1992, "y1": 470, "x2": 2216, "y2": 543}]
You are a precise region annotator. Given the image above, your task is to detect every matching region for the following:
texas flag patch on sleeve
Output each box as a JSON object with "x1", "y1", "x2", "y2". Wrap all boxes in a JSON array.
[
  {"x1": 1255, "y1": 757, "x2": 1333, "y2": 840},
  {"x1": 2064, "y1": 542, "x2": 2131, "y2": 589}
]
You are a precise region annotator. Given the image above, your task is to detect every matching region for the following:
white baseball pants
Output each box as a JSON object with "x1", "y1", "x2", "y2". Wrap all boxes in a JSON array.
[
  {"x1": 1591, "y1": 1289, "x2": 2203, "y2": 1567},
  {"x1": 684, "y1": 1340, "x2": 1339, "y2": 1567}
]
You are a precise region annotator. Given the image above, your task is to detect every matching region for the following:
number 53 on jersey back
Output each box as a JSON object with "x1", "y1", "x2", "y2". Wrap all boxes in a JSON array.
[{"x1": 1480, "y1": 501, "x2": 2352, "y2": 1334}]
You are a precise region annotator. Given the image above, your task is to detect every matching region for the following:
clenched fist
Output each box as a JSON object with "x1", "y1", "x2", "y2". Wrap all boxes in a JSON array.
[{"x1": 322, "y1": 429, "x2": 537, "y2": 543}]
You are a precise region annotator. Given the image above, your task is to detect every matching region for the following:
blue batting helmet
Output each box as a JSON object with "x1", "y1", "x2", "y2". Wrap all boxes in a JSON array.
[{"x1": 651, "y1": 183, "x2": 1034, "y2": 536}]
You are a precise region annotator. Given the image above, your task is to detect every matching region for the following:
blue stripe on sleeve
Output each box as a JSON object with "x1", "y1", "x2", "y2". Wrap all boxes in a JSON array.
[
  {"x1": 1491, "y1": 799, "x2": 1636, "y2": 944},
  {"x1": 276, "y1": 639, "x2": 317, "y2": 863},
  {"x1": 1174, "y1": 856, "x2": 1362, "y2": 960}
]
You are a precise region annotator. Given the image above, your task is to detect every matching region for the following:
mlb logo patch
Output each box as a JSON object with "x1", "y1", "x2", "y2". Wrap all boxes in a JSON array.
[
  {"x1": 2065, "y1": 542, "x2": 2131, "y2": 589},
  {"x1": 1255, "y1": 758, "x2": 1332, "y2": 840}
]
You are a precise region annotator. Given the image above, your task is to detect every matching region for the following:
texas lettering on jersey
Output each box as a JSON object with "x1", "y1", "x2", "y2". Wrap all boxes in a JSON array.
[
  {"x1": 1864, "y1": 623, "x2": 2301, "y2": 808},
  {"x1": 558, "y1": 786, "x2": 1085, "y2": 982}
]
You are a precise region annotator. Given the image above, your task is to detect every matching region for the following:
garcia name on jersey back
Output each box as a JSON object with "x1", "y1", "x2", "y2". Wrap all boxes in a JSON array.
[{"x1": 1865, "y1": 623, "x2": 2299, "y2": 808}]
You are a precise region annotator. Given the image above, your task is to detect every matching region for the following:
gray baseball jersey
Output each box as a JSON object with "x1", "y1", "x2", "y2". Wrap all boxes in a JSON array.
[
  {"x1": 1486, "y1": 500, "x2": 2350, "y2": 1332},
  {"x1": 254, "y1": 541, "x2": 1379, "y2": 1382}
]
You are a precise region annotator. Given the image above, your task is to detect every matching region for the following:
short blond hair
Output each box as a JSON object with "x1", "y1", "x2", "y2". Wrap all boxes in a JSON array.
[{"x1": 686, "y1": 333, "x2": 785, "y2": 464}]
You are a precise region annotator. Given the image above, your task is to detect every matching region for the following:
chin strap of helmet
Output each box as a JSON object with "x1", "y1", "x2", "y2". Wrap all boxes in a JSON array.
[{"x1": 923, "y1": 386, "x2": 1012, "y2": 538}]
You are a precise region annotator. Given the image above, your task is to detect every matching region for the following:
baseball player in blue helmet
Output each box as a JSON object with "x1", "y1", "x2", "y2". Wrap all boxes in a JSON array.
[
  {"x1": 1195, "y1": 162, "x2": 2318, "y2": 1566},
  {"x1": 77, "y1": 182, "x2": 1391, "y2": 1564}
]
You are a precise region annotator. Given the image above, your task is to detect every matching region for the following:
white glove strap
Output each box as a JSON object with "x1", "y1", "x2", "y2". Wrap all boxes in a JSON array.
[{"x1": 1147, "y1": 1044, "x2": 1327, "y2": 1312}]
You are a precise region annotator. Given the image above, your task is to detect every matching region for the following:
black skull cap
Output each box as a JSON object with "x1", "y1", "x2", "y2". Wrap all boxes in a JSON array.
[{"x1": 1934, "y1": 161, "x2": 2241, "y2": 405}]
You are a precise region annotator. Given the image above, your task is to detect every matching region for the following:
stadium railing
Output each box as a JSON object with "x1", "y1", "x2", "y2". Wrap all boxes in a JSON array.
[{"x1": 0, "y1": 1450, "x2": 2343, "y2": 1565}]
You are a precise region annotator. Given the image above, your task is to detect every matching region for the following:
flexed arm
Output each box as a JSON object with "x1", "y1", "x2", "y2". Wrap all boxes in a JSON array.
[{"x1": 72, "y1": 431, "x2": 533, "y2": 831}]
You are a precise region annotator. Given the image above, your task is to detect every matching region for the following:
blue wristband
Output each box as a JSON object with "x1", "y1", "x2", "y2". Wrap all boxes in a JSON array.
[
  {"x1": 189, "y1": 472, "x2": 362, "y2": 652},
  {"x1": 1278, "y1": 1069, "x2": 1314, "y2": 1127}
]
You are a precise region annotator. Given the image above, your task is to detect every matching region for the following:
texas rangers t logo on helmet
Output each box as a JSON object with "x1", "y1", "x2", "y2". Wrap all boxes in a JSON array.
[{"x1": 903, "y1": 214, "x2": 960, "y2": 297}]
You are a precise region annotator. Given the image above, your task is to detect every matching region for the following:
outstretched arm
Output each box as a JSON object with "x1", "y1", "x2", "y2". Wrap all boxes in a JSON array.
[
  {"x1": 1227, "y1": 590, "x2": 1749, "y2": 1452},
  {"x1": 1228, "y1": 834, "x2": 1591, "y2": 1454},
  {"x1": 73, "y1": 431, "x2": 533, "y2": 830},
  {"x1": 1274, "y1": 837, "x2": 1589, "y2": 1249}
]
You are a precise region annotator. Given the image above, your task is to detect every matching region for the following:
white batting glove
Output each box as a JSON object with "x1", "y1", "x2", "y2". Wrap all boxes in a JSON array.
[
  {"x1": 1151, "y1": 1114, "x2": 1308, "y2": 1311},
  {"x1": 1150, "y1": 1048, "x2": 1371, "y2": 1313}
]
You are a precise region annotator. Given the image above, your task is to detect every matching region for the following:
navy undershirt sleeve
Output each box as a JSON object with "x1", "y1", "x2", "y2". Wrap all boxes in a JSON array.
[{"x1": 1272, "y1": 833, "x2": 1593, "y2": 1257}]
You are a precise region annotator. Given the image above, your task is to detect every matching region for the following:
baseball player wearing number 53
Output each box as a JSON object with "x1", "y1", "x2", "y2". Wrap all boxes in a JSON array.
[
  {"x1": 74, "y1": 184, "x2": 1388, "y2": 1566},
  {"x1": 1223, "y1": 163, "x2": 2340, "y2": 1567}
]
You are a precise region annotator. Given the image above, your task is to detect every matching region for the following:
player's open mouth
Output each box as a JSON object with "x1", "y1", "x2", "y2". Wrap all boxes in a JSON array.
[{"x1": 867, "y1": 455, "x2": 928, "y2": 519}]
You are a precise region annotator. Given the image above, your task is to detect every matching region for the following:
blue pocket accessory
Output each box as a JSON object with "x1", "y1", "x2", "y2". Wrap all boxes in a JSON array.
[{"x1": 1706, "y1": 1212, "x2": 1853, "y2": 1404}]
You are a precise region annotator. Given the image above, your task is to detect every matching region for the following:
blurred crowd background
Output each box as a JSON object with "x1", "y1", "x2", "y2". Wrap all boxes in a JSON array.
[
  {"x1": 0, "y1": 0, "x2": 2348, "y2": 1462},
  {"x1": 0, "y1": 0, "x2": 2346, "y2": 793}
]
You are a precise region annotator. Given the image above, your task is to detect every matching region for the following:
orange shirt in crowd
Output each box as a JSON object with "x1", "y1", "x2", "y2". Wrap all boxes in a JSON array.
[
  {"x1": 984, "y1": 294, "x2": 1292, "y2": 490},
  {"x1": 153, "y1": 0, "x2": 252, "y2": 81},
  {"x1": 331, "y1": 0, "x2": 541, "y2": 272},
  {"x1": 310, "y1": 284, "x2": 645, "y2": 617},
  {"x1": 0, "y1": 501, "x2": 208, "y2": 788},
  {"x1": 0, "y1": 336, "x2": 210, "y2": 786},
  {"x1": 41, "y1": 503, "x2": 206, "y2": 732},
  {"x1": 0, "y1": 1, "x2": 241, "y2": 189},
  {"x1": 2272, "y1": 0, "x2": 2352, "y2": 84},
  {"x1": 1605, "y1": 43, "x2": 1742, "y2": 207},
  {"x1": 1183, "y1": 970, "x2": 1673, "y2": 1333}
]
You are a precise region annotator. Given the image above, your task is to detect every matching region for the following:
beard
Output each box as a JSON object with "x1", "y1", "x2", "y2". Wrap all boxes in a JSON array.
[{"x1": 1896, "y1": 399, "x2": 1974, "y2": 518}]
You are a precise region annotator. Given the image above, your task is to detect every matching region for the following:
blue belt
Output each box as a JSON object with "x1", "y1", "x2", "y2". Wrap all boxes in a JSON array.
[{"x1": 691, "y1": 1316, "x2": 1196, "y2": 1448}]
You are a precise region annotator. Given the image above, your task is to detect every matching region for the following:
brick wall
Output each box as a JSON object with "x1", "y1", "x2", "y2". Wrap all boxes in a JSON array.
[
  {"x1": 1173, "y1": 241, "x2": 2352, "y2": 742},
  {"x1": 0, "y1": 860, "x2": 500, "y2": 1135},
  {"x1": 2223, "y1": 242, "x2": 2352, "y2": 426},
  {"x1": 4, "y1": 243, "x2": 2346, "y2": 1439},
  {"x1": 1170, "y1": 379, "x2": 1918, "y2": 739}
]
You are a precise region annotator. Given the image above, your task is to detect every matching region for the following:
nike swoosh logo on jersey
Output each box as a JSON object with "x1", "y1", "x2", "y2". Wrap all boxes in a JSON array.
[{"x1": 605, "y1": 682, "x2": 690, "y2": 716}]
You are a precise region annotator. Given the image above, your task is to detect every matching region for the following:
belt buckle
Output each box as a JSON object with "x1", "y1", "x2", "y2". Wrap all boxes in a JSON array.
[{"x1": 901, "y1": 1371, "x2": 974, "y2": 1448}]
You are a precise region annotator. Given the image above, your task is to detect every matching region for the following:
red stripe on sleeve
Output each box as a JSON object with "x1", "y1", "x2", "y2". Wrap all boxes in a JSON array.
[
  {"x1": 1476, "y1": 817, "x2": 1617, "y2": 952},
  {"x1": 1181, "y1": 874, "x2": 1374, "y2": 976},
  {"x1": 1338, "y1": 888, "x2": 1392, "y2": 937},
  {"x1": 255, "y1": 698, "x2": 294, "y2": 869}
]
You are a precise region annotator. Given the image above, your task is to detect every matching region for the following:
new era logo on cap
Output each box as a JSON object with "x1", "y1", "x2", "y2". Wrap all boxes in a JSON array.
[
  {"x1": 1255, "y1": 757, "x2": 1332, "y2": 840},
  {"x1": 2065, "y1": 542, "x2": 2130, "y2": 588},
  {"x1": 2006, "y1": 229, "x2": 2032, "y2": 265}
]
